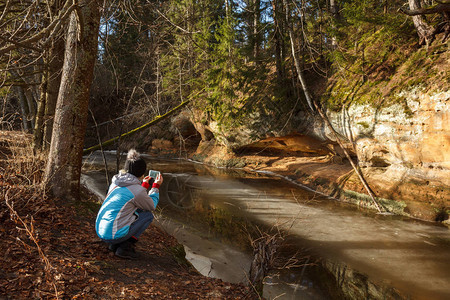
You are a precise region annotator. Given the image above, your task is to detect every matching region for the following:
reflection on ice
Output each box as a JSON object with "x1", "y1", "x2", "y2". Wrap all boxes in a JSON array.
[{"x1": 83, "y1": 153, "x2": 450, "y2": 300}]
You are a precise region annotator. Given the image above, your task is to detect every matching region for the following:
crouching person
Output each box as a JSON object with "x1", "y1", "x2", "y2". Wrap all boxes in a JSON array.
[{"x1": 95, "y1": 149, "x2": 163, "y2": 259}]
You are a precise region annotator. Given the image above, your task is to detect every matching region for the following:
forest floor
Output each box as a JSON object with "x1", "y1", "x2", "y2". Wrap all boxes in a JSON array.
[{"x1": 0, "y1": 131, "x2": 257, "y2": 299}]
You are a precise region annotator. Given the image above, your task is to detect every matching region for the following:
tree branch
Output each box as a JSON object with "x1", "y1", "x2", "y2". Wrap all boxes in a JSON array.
[
  {"x1": 401, "y1": 3, "x2": 450, "y2": 16},
  {"x1": 0, "y1": 0, "x2": 12, "y2": 25},
  {"x1": 0, "y1": 35, "x2": 42, "y2": 53},
  {"x1": 0, "y1": 1, "x2": 77, "y2": 56},
  {"x1": 155, "y1": 8, "x2": 201, "y2": 34},
  {"x1": 83, "y1": 100, "x2": 191, "y2": 155}
]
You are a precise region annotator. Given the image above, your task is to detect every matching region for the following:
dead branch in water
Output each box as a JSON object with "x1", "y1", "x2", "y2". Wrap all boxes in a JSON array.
[
  {"x1": 283, "y1": 0, "x2": 384, "y2": 213},
  {"x1": 249, "y1": 226, "x2": 283, "y2": 295},
  {"x1": 313, "y1": 103, "x2": 384, "y2": 213}
]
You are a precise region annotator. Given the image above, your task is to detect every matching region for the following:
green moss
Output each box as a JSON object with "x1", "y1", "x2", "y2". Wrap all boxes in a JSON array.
[
  {"x1": 405, "y1": 49, "x2": 428, "y2": 76},
  {"x1": 169, "y1": 244, "x2": 191, "y2": 267},
  {"x1": 0, "y1": 87, "x2": 9, "y2": 97},
  {"x1": 209, "y1": 157, "x2": 246, "y2": 169},
  {"x1": 357, "y1": 121, "x2": 370, "y2": 129},
  {"x1": 342, "y1": 190, "x2": 407, "y2": 215},
  {"x1": 191, "y1": 153, "x2": 207, "y2": 162},
  {"x1": 402, "y1": 102, "x2": 414, "y2": 118},
  {"x1": 313, "y1": 177, "x2": 329, "y2": 186},
  {"x1": 403, "y1": 161, "x2": 414, "y2": 169},
  {"x1": 323, "y1": 14, "x2": 446, "y2": 110}
]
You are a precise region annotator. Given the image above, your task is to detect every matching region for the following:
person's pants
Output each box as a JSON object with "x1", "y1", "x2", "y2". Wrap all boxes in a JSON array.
[{"x1": 102, "y1": 210, "x2": 154, "y2": 245}]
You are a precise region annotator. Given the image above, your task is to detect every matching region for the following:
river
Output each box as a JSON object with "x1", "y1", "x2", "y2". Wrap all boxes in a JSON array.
[{"x1": 82, "y1": 152, "x2": 450, "y2": 300}]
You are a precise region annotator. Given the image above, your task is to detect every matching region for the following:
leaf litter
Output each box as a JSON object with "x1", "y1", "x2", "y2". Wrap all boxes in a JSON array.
[{"x1": 0, "y1": 131, "x2": 256, "y2": 299}]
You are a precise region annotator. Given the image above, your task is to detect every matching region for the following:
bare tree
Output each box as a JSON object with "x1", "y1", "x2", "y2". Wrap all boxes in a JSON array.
[
  {"x1": 329, "y1": 0, "x2": 339, "y2": 48},
  {"x1": 33, "y1": 37, "x2": 65, "y2": 150},
  {"x1": 270, "y1": 0, "x2": 286, "y2": 81},
  {"x1": 14, "y1": 85, "x2": 32, "y2": 131},
  {"x1": 6, "y1": 60, "x2": 40, "y2": 132},
  {"x1": 44, "y1": 0, "x2": 101, "y2": 201},
  {"x1": 253, "y1": 0, "x2": 262, "y2": 60},
  {"x1": 0, "y1": 1, "x2": 68, "y2": 143},
  {"x1": 402, "y1": 0, "x2": 450, "y2": 45},
  {"x1": 0, "y1": 0, "x2": 76, "y2": 56},
  {"x1": 282, "y1": 0, "x2": 384, "y2": 213},
  {"x1": 282, "y1": 0, "x2": 315, "y2": 112}
]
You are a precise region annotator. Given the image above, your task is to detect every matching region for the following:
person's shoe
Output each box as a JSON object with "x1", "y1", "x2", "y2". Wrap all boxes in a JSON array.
[
  {"x1": 114, "y1": 241, "x2": 139, "y2": 259},
  {"x1": 108, "y1": 243, "x2": 119, "y2": 252},
  {"x1": 128, "y1": 236, "x2": 138, "y2": 244}
]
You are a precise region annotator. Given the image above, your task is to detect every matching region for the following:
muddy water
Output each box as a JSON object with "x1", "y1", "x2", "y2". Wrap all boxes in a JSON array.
[{"x1": 82, "y1": 152, "x2": 450, "y2": 300}]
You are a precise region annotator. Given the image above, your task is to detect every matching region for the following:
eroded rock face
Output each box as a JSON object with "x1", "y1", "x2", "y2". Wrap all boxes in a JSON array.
[
  {"x1": 328, "y1": 89, "x2": 449, "y2": 173},
  {"x1": 171, "y1": 110, "x2": 198, "y2": 138},
  {"x1": 320, "y1": 88, "x2": 449, "y2": 217},
  {"x1": 185, "y1": 88, "x2": 448, "y2": 220},
  {"x1": 237, "y1": 134, "x2": 332, "y2": 156}
]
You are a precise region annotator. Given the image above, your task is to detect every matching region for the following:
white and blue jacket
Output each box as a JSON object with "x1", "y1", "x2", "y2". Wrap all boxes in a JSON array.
[{"x1": 95, "y1": 172, "x2": 159, "y2": 240}]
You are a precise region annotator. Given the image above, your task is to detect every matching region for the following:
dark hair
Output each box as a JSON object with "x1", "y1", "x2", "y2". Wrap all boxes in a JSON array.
[{"x1": 124, "y1": 149, "x2": 146, "y2": 178}]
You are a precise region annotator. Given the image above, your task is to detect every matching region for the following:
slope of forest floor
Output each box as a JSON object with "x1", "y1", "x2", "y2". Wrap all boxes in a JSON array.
[{"x1": 0, "y1": 130, "x2": 256, "y2": 299}]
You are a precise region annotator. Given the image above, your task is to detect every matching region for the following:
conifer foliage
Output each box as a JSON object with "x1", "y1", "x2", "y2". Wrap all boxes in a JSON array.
[{"x1": 1, "y1": 0, "x2": 444, "y2": 198}]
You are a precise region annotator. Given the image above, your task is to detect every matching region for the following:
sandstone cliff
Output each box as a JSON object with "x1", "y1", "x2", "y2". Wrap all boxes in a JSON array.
[{"x1": 169, "y1": 44, "x2": 449, "y2": 223}]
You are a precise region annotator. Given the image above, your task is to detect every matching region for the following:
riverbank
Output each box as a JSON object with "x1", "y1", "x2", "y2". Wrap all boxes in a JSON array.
[
  {"x1": 140, "y1": 145, "x2": 450, "y2": 300},
  {"x1": 156, "y1": 136, "x2": 449, "y2": 225},
  {"x1": 0, "y1": 131, "x2": 255, "y2": 299}
]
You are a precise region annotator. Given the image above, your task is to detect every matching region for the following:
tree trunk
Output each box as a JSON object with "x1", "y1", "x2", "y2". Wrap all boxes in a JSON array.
[
  {"x1": 408, "y1": 0, "x2": 435, "y2": 46},
  {"x1": 43, "y1": 39, "x2": 65, "y2": 149},
  {"x1": 225, "y1": 0, "x2": 231, "y2": 57},
  {"x1": 271, "y1": 0, "x2": 284, "y2": 81},
  {"x1": 283, "y1": 0, "x2": 383, "y2": 212},
  {"x1": 329, "y1": 0, "x2": 339, "y2": 17},
  {"x1": 329, "y1": 0, "x2": 339, "y2": 48},
  {"x1": 282, "y1": 0, "x2": 315, "y2": 112},
  {"x1": 15, "y1": 86, "x2": 32, "y2": 132},
  {"x1": 44, "y1": 0, "x2": 101, "y2": 201},
  {"x1": 24, "y1": 87, "x2": 36, "y2": 129},
  {"x1": 253, "y1": 0, "x2": 261, "y2": 60},
  {"x1": 34, "y1": 0, "x2": 66, "y2": 150},
  {"x1": 33, "y1": 58, "x2": 47, "y2": 149}
]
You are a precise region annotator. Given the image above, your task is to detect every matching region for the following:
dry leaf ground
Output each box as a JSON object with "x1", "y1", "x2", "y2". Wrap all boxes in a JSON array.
[{"x1": 0, "y1": 131, "x2": 257, "y2": 299}]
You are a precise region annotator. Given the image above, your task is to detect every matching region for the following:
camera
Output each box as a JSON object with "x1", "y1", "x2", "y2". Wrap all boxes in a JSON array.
[{"x1": 148, "y1": 170, "x2": 160, "y2": 178}]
